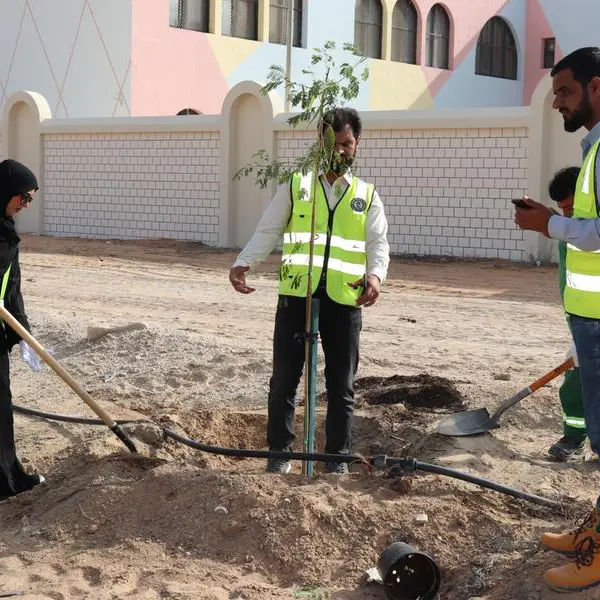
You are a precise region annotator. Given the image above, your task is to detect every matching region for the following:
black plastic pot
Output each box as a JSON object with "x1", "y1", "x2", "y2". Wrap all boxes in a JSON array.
[{"x1": 378, "y1": 542, "x2": 441, "y2": 600}]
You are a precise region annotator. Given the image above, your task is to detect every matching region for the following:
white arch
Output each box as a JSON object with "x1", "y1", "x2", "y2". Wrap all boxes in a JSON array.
[
  {"x1": 221, "y1": 80, "x2": 282, "y2": 123},
  {"x1": 218, "y1": 81, "x2": 282, "y2": 247},
  {"x1": 1, "y1": 90, "x2": 52, "y2": 133},
  {"x1": 1, "y1": 91, "x2": 51, "y2": 235},
  {"x1": 530, "y1": 72, "x2": 552, "y2": 110}
]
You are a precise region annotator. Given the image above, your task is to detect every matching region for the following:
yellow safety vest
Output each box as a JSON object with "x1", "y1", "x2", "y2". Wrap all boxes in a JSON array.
[
  {"x1": 279, "y1": 171, "x2": 373, "y2": 306},
  {"x1": 0, "y1": 263, "x2": 11, "y2": 307},
  {"x1": 564, "y1": 138, "x2": 600, "y2": 318}
]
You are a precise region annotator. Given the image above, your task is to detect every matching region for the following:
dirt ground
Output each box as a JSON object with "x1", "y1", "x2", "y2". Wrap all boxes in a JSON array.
[{"x1": 0, "y1": 235, "x2": 598, "y2": 600}]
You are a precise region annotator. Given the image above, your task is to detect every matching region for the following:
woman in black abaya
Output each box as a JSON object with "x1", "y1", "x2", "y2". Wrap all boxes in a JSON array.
[{"x1": 0, "y1": 159, "x2": 45, "y2": 500}]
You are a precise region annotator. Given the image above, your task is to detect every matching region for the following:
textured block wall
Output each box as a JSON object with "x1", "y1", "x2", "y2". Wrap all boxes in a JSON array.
[
  {"x1": 43, "y1": 132, "x2": 220, "y2": 242},
  {"x1": 276, "y1": 126, "x2": 528, "y2": 260}
]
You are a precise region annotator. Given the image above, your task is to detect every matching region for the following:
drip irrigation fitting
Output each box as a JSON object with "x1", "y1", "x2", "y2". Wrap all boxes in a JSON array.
[
  {"x1": 13, "y1": 404, "x2": 561, "y2": 508},
  {"x1": 372, "y1": 455, "x2": 560, "y2": 508}
]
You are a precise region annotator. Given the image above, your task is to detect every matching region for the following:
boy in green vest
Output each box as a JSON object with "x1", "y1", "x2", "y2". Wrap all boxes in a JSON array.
[{"x1": 547, "y1": 166, "x2": 587, "y2": 461}]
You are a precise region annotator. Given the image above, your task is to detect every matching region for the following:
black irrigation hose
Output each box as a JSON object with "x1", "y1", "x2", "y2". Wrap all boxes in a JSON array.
[
  {"x1": 163, "y1": 428, "x2": 359, "y2": 463},
  {"x1": 380, "y1": 456, "x2": 560, "y2": 508},
  {"x1": 13, "y1": 405, "x2": 360, "y2": 463},
  {"x1": 13, "y1": 404, "x2": 140, "y2": 426},
  {"x1": 13, "y1": 404, "x2": 561, "y2": 508}
]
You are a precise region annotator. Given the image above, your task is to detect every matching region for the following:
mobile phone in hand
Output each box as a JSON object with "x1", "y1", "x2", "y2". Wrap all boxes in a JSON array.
[{"x1": 512, "y1": 198, "x2": 531, "y2": 209}]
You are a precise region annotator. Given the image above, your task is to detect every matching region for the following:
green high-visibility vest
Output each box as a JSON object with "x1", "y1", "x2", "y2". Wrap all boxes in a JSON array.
[
  {"x1": 0, "y1": 263, "x2": 11, "y2": 305},
  {"x1": 279, "y1": 171, "x2": 374, "y2": 306},
  {"x1": 0, "y1": 263, "x2": 12, "y2": 330},
  {"x1": 564, "y1": 138, "x2": 600, "y2": 318}
]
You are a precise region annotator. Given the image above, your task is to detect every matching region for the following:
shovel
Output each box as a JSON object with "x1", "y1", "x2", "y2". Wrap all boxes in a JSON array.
[
  {"x1": 0, "y1": 304, "x2": 137, "y2": 453},
  {"x1": 436, "y1": 357, "x2": 575, "y2": 436}
]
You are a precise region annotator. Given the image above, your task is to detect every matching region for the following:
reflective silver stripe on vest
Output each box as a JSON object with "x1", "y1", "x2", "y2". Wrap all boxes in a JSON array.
[
  {"x1": 566, "y1": 270, "x2": 600, "y2": 293},
  {"x1": 582, "y1": 154, "x2": 594, "y2": 195},
  {"x1": 282, "y1": 254, "x2": 325, "y2": 268},
  {"x1": 567, "y1": 243, "x2": 600, "y2": 254},
  {"x1": 284, "y1": 232, "x2": 327, "y2": 245},
  {"x1": 354, "y1": 179, "x2": 368, "y2": 203},
  {"x1": 283, "y1": 232, "x2": 365, "y2": 252},
  {"x1": 281, "y1": 253, "x2": 366, "y2": 276},
  {"x1": 326, "y1": 257, "x2": 366, "y2": 277},
  {"x1": 330, "y1": 235, "x2": 365, "y2": 252}
]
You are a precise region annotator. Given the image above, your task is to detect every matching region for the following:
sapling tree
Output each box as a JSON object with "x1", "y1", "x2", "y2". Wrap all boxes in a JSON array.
[{"x1": 235, "y1": 41, "x2": 369, "y2": 477}]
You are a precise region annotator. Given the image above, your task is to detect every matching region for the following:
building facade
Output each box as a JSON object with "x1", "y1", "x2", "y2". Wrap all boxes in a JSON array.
[{"x1": 0, "y1": 0, "x2": 595, "y2": 119}]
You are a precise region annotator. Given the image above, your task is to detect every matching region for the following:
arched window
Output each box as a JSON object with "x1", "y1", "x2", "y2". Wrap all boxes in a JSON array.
[
  {"x1": 222, "y1": 0, "x2": 259, "y2": 40},
  {"x1": 475, "y1": 17, "x2": 518, "y2": 80},
  {"x1": 177, "y1": 108, "x2": 202, "y2": 115},
  {"x1": 269, "y1": 0, "x2": 303, "y2": 48},
  {"x1": 425, "y1": 4, "x2": 450, "y2": 69},
  {"x1": 391, "y1": 0, "x2": 417, "y2": 64},
  {"x1": 169, "y1": 0, "x2": 210, "y2": 33},
  {"x1": 354, "y1": 0, "x2": 383, "y2": 59}
]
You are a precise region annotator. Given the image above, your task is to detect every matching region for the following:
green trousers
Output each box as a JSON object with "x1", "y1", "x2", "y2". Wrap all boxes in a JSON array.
[{"x1": 561, "y1": 366, "x2": 587, "y2": 440}]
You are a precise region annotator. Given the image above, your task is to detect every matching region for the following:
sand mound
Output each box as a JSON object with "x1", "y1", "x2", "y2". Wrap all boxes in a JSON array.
[
  {"x1": 1, "y1": 402, "x2": 583, "y2": 599},
  {"x1": 0, "y1": 432, "x2": 569, "y2": 597},
  {"x1": 2, "y1": 237, "x2": 596, "y2": 599}
]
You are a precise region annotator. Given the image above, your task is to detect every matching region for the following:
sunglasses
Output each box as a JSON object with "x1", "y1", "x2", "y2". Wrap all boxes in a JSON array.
[{"x1": 19, "y1": 192, "x2": 34, "y2": 205}]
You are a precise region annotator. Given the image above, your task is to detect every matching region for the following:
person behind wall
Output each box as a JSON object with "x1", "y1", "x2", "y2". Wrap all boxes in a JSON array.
[
  {"x1": 546, "y1": 166, "x2": 588, "y2": 462},
  {"x1": 515, "y1": 46, "x2": 600, "y2": 592},
  {"x1": 228, "y1": 107, "x2": 390, "y2": 475},
  {"x1": 0, "y1": 159, "x2": 45, "y2": 501}
]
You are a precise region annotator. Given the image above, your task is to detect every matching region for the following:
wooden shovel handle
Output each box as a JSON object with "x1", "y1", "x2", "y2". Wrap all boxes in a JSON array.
[
  {"x1": 0, "y1": 304, "x2": 137, "y2": 452},
  {"x1": 529, "y1": 357, "x2": 575, "y2": 392},
  {"x1": 490, "y1": 357, "x2": 574, "y2": 425}
]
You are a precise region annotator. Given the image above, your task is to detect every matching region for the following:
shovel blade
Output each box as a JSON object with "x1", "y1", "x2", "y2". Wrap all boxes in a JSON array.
[{"x1": 436, "y1": 408, "x2": 494, "y2": 437}]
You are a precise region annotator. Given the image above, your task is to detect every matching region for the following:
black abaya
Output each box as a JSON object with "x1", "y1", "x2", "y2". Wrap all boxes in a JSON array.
[{"x1": 0, "y1": 159, "x2": 42, "y2": 499}]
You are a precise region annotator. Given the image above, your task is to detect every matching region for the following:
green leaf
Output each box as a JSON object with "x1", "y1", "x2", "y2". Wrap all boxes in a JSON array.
[{"x1": 237, "y1": 41, "x2": 370, "y2": 195}]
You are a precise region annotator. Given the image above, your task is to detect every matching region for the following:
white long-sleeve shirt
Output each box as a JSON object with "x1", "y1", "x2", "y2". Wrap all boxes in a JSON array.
[{"x1": 233, "y1": 171, "x2": 390, "y2": 283}]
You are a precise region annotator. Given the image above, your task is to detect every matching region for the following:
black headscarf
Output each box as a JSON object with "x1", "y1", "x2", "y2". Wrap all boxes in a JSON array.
[
  {"x1": 0, "y1": 160, "x2": 38, "y2": 244},
  {"x1": 0, "y1": 160, "x2": 38, "y2": 217}
]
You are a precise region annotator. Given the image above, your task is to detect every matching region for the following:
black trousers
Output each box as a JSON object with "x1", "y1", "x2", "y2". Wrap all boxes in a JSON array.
[
  {"x1": 266, "y1": 294, "x2": 362, "y2": 454},
  {"x1": 0, "y1": 352, "x2": 35, "y2": 498}
]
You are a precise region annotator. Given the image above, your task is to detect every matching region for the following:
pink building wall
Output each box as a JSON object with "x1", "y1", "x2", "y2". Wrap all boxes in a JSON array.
[
  {"x1": 130, "y1": 0, "x2": 228, "y2": 116},
  {"x1": 101, "y1": 0, "x2": 600, "y2": 116}
]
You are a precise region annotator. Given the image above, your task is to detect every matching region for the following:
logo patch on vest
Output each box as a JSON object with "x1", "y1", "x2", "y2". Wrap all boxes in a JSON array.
[{"x1": 350, "y1": 198, "x2": 367, "y2": 213}]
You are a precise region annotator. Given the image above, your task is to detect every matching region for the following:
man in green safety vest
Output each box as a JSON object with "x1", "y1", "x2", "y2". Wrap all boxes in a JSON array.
[
  {"x1": 547, "y1": 166, "x2": 588, "y2": 461},
  {"x1": 229, "y1": 107, "x2": 390, "y2": 475},
  {"x1": 515, "y1": 47, "x2": 600, "y2": 592}
]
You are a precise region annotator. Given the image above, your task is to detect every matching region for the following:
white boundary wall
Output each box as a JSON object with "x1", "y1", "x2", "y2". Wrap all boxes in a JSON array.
[
  {"x1": 275, "y1": 110, "x2": 528, "y2": 260},
  {"x1": 0, "y1": 75, "x2": 577, "y2": 262}
]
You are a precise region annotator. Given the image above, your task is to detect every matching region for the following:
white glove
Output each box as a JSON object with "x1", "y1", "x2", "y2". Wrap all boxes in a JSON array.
[
  {"x1": 19, "y1": 341, "x2": 43, "y2": 371},
  {"x1": 566, "y1": 343, "x2": 579, "y2": 368}
]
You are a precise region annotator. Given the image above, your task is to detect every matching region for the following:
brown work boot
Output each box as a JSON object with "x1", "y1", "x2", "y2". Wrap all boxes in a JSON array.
[
  {"x1": 542, "y1": 509, "x2": 600, "y2": 556},
  {"x1": 545, "y1": 536, "x2": 600, "y2": 592}
]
